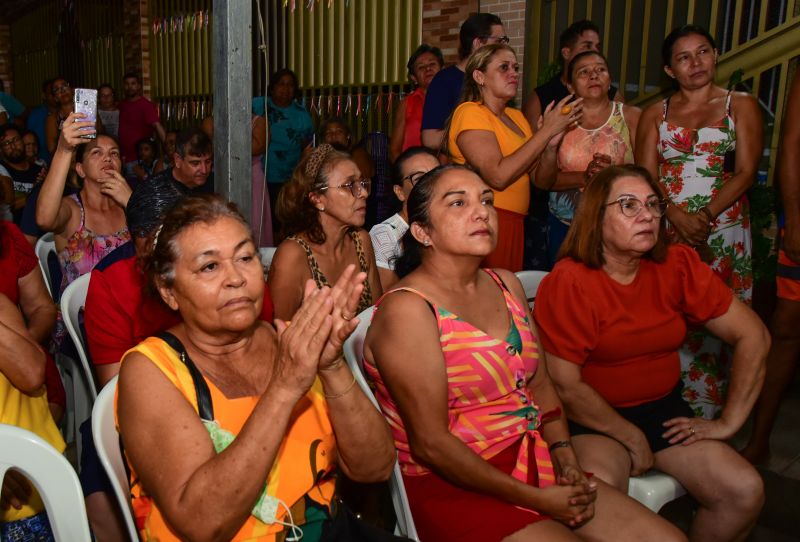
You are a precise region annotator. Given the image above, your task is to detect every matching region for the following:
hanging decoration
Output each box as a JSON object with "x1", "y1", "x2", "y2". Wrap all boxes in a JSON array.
[{"x1": 152, "y1": 10, "x2": 210, "y2": 36}]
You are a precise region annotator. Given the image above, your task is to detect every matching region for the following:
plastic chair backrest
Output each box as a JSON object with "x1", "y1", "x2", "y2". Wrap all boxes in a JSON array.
[
  {"x1": 92, "y1": 377, "x2": 139, "y2": 541},
  {"x1": 0, "y1": 423, "x2": 92, "y2": 541},
  {"x1": 514, "y1": 270, "x2": 549, "y2": 308},
  {"x1": 60, "y1": 273, "x2": 97, "y2": 401},
  {"x1": 34, "y1": 232, "x2": 56, "y2": 298},
  {"x1": 342, "y1": 306, "x2": 419, "y2": 541}
]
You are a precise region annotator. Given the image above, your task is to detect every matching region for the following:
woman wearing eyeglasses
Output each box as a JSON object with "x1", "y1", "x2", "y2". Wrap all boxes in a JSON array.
[
  {"x1": 534, "y1": 165, "x2": 769, "y2": 542},
  {"x1": 369, "y1": 146, "x2": 439, "y2": 289},
  {"x1": 446, "y1": 43, "x2": 581, "y2": 272},
  {"x1": 269, "y1": 143, "x2": 382, "y2": 322},
  {"x1": 536, "y1": 51, "x2": 640, "y2": 266}
]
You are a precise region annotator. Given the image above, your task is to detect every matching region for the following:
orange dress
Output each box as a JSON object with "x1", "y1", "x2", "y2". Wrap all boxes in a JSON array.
[{"x1": 117, "y1": 336, "x2": 337, "y2": 541}]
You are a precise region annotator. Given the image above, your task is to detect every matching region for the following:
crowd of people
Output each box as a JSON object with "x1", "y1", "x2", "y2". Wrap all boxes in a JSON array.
[{"x1": 0, "y1": 11, "x2": 797, "y2": 542}]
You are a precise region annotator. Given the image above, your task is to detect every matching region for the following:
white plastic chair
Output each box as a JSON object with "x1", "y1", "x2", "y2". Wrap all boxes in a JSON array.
[
  {"x1": 342, "y1": 306, "x2": 419, "y2": 541},
  {"x1": 628, "y1": 470, "x2": 686, "y2": 512},
  {"x1": 34, "y1": 232, "x2": 57, "y2": 298},
  {"x1": 514, "y1": 270, "x2": 549, "y2": 308},
  {"x1": 258, "y1": 246, "x2": 278, "y2": 277},
  {"x1": 0, "y1": 423, "x2": 92, "y2": 541},
  {"x1": 92, "y1": 377, "x2": 140, "y2": 542},
  {"x1": 59, "y1": 273, "x2": 97, "y2": 466}
]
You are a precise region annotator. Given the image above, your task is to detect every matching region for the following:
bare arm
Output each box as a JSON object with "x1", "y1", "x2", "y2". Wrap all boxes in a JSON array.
[
  {"x1": 266, "y1": 240, "x2": 310, "y2": 321},
  {"x1": 633, "y1": 103, "x2": 662, "y2": 182},
  {"x1": 0, "y1": 294, "x2": 46, "y2": 394},
  {"x1": 421, "y1": 128, "x2": 444, "y2": 151},
  {"x1": 251, "y1": 116, "x2": 267, "y2": 156},
  {"x1": 389, "y1": 99, "x2": 407, "y2": 162},
  {"x1": 704, "y1": 93, "x2": 762, "y2": 218},
  {"x1": 17, "y1": 267, "x2": 57, "y2": 344},
  {"x1": 778, "y1": 73, "x2": 800, "y2": 262},
  {"x1": 359, "y1": 230, "x2": 383, "y2": 302},
  {"x1": 457, "y1": 96, "x2": 581, "y2": 192},
  {"x1": 36, "y1": 112, "x2": 94, "y2": 233},
  {"x1": 44, "y1": 114, "x2": 58, "y2": 155},
  {"x1": 545, "y1": 352, "x2": 654, "y2": 475},
  {"x1": 153, "y1": 121, "x2": 167, "y2": 144},
  {"x1": 663, "y1": 297, "x2": 769, "y2": 445},
  {"x1": 119, "y1": 287, "x2": 335, "y2": 541},
  {"x1": 366, "y1": 289, "x2": 594, "y2": 524}
]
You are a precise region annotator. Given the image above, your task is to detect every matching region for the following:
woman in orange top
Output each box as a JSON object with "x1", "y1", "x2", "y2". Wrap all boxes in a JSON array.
[
  {"x1": 116, "y1": 195, "x2": 394, "y2": 541},
  {"x1": 447, "y1": 43, "x2": 582, "y2": 271}
]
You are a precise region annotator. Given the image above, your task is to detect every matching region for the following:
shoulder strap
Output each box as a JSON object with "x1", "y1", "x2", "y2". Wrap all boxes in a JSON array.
[
  {"x1": 156, "y1": 331, "x2": 214, "y2": 421},
  {"x1": 662, "y1": 97, "x2": 670, "y2": 121},
  {"x1": 725, "y1": 90, "x2": 733, "y2": 116},
  {"x1": 376, "y1": 286, "x2": 437, "y2": 317},
  {"x1": 289, "y1": 235, "x2": 328, "y2": 288},
  {"x1": 483, "y1": 268, "x2": 528, "y2": 317}
]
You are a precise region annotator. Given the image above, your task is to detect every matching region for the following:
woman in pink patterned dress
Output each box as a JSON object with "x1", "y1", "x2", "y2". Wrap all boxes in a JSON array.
[
  {"x1": 363, "y1": 164, "x2": 684, "y2": 542},
  {"x1": 636, "y1": 25, "x2": 762, "y2": 418}
]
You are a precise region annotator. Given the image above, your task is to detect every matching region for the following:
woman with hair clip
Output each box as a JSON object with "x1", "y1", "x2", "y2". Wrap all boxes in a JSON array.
[
  {"x1": 268, "y1": 143, "x2": 382, "y2": 321},
  {"x1": 636, "y1": 24, "x2": 763, "y2": 417},
  {"x1": 364, "y1": 164, "x2": 685, "y2": 542},
  {"x1": 446, "y1": 43, "x2": 581, "y2": 271}
]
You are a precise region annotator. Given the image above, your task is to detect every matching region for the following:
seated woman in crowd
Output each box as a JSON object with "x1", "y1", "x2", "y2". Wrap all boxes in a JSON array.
[
  {"x1": 364, "y1": 164, "x2": 684, "y2": 542},
  {"x1": 319, "y1": 117, "x2": 375, "y2": 182},
  {"x1": 36, "y1": 112, "x2": 130, "y2": 345},
  {"x1": 0, "y1": 294, "x2": 65, "y2": 541},
  {"x1": 534, "y1": 165, "x2": 768, "y2": 541},
  {"x1": 269, "y1": 143, "x2": 382, "y2": 320},
  {"x1": 389, "y1": 44, "x2": 444, "y2": 161},
  {"x1": 447, "y1": 43, "x2": 581, "y2": 272},
  {"x1": 117, "y1": 195, "x2": 394, "y2": 541},
  {"x1": 537, "y1": 51, "x2": 640, "y2": 263},
  {"x1": 369, "y1": 146, "x2": 439, "y2": 289}
]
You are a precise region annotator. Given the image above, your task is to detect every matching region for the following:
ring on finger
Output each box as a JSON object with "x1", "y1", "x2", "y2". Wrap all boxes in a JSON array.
[
  {"x1": 689, "y1": 426, "x2": 695, "y2": 435},
  {"x1": 341, "y1": 311, "x2": 354, "y2": 321}
]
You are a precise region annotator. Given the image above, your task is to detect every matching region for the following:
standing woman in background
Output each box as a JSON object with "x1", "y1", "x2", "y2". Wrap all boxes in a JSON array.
[
  {"x1": 447, "y1": 43, "x2": 580, "y2": 272},
  {"x1": 389, "y1": 44, "x2": 444, "y2": 162},
  {"x1": 636, "y1": 25, "x2": 762, "y2": 418}
]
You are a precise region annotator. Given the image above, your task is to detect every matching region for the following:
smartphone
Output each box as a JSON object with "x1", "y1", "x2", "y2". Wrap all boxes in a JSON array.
[{"x1": 74, "y1": 88, "x2": 97, "y2": 139}]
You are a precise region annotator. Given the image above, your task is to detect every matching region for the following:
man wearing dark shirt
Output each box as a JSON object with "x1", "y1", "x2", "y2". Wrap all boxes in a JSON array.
[
  {"x1": 0, "y1": 125, "x2": 44, "y2": 223},
  {"x1": 148, "y1": 126, "x2": 214, "y2": 196},
  {"x1": 420, "y1": 12, "x2": 505, "y2": 150}
]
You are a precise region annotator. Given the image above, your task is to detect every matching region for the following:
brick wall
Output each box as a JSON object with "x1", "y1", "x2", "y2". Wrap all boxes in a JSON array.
[
  {"x1": 479, "y1": 0, "x2": 526, "y2": 102},
  {"x1": 0, "y1": 24, "x2": 12, "y2": 95},
  {"x1": 122, "y1": 0, "x2": 152, "y2": 98},
  {"x1": 421, "y1": 0, "x2": 479, "y2": 64}
]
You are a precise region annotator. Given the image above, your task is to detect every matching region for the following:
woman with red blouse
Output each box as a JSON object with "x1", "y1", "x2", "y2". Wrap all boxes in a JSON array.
[{"x1": 534, "y1": 165, "x2": 769, "y2": 542}]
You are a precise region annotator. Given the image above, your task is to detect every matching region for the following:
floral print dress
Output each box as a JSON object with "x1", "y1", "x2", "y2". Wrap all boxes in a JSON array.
[{"x1": 657, "y1": 91, "x2": 752, "y2": 418}]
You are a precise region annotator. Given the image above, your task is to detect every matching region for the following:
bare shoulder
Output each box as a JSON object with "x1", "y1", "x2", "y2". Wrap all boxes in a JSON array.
[
  {"x1": 639, "y1": 100, "x2": 663, "y2": 125},
  {"x1": 730, "y1": 91, "x2": 760, "y2": 115},
  {"x1": 622, "y1": 103, "x2": 642, "y2": 119},
  {"x1": 272, "y1": 237, "x2": 308, "y2": 267},
  {"x1": 492, "y1": 268, "x2": 527, "y2": 307}
]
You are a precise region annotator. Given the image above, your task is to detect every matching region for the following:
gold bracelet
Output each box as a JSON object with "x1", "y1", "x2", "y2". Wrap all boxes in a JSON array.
[
  {"x1": 320, "y1": 355, "x2": 346, "y2": 372},
  {"x1": 323, "y1": 372, "x2": 357, "y2": 399}
]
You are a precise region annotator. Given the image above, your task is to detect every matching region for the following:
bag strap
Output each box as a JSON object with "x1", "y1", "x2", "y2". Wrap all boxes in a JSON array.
[{"x1": 157, "y1": 331, "x2": 215, "y2": 421}]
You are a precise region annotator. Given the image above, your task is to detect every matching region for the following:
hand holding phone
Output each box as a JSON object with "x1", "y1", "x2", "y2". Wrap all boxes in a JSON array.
[{"x1": 74, "y1": 88, "x2": 98, "y2": 139}]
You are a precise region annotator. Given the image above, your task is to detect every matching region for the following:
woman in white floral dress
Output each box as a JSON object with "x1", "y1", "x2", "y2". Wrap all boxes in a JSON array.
[{"x1": 637, "y1": 25, "x2": 763, "y2": 418}]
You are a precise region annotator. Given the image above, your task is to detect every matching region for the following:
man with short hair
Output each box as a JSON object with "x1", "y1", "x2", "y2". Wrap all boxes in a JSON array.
[
  {"x1": 0, "y1": 125, "x2": 44, "y2": 222},
  {"x1": 420, "y1": 12, "x2": 506, "y2": 150},
  {"x1": 117, "y1": 72, "x2": 165, "y2": 163},
  {"x1": 147, "y1": 127, "x2": 214, "y2": 195}
]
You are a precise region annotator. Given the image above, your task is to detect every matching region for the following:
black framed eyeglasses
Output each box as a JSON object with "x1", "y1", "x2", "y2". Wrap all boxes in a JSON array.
[
  {"x1": 318, "y1": 178, "x2": 372, "y2": 197},
  {"x1": 401, "y1": 171, "x2": 427, "y2": 186},
  {"x1": 606, "y1": 196, "x2": 667, "y2": 218}
]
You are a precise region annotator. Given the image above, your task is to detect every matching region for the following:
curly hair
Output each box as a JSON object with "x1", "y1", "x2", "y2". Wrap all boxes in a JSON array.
[{"x1": 276, "y1": 144, "x2": 353, "y2": 244}]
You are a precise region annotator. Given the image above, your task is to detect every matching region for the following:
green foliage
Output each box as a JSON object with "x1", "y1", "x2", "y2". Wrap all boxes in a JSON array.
[
  {"x1": 748, "y1": 184, "x2": 778, "y2": 282},
  {"x1": 537, "y1": 61, "x2": 562, "y2": 86}
]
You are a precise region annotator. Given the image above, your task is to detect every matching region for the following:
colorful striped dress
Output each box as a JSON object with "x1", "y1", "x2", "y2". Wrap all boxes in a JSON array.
[{"x1": 364, "y1": 270, "x2": 556, "y2": 541}]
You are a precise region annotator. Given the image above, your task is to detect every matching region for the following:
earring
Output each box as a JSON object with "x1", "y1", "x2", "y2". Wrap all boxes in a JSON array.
[
  {"x1": 318, "y1": 206, "x2": 325, "y2": 212},
  {"x1": 423, "y1": 240, "x2": 430, "y2": 246}
]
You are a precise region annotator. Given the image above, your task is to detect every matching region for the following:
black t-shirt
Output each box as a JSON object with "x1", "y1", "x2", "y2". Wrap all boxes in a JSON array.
[
  {"x1": 2, "y1": 160, "x2": 43, "y2": 198},
  {"x1": 149, "y1": 167, "x2": 215, "y2": 197}
]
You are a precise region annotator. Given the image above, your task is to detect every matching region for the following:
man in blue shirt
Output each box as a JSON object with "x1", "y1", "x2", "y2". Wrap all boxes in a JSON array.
[
  {"x1": 25, "y1": 79, "x2": 57, "y2": 164},
  {"x1": 420, "y1": 12, "x2": 505, "y2": 151}
]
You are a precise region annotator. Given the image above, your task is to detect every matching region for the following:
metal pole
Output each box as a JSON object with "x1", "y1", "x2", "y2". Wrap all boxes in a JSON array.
[{"x1": 213, "y1": 0, "x2": 252, "y2": 219}]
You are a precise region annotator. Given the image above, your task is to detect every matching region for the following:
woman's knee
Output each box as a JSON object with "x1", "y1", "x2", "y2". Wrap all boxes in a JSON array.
[
  {"x1": 700, "y1": 452, "x2": 765, "y2": 513},
  {"x1": 572, "y1": 435, "x2": 631, "y2": 491}
]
